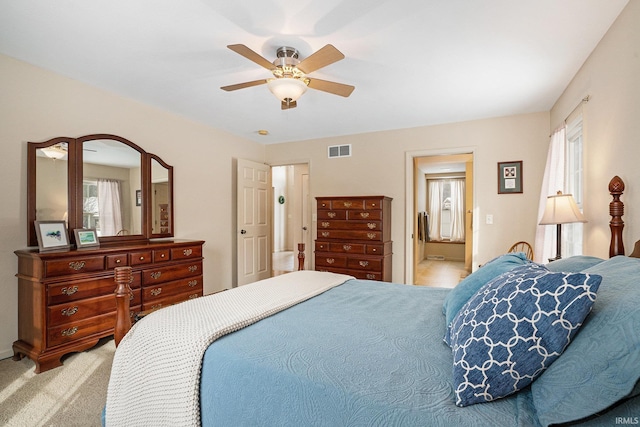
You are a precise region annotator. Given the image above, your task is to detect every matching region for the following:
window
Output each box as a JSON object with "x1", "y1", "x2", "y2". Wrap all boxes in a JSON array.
[
  {"x1": 83, "y1": 180, "x2": 100, "y2": 231},
  {"x1": 564, "y1": 114, "x2": 584, "y2": 257},
  {"x1": 427, "y1": 178, "x2": 465, "y2": 242}
]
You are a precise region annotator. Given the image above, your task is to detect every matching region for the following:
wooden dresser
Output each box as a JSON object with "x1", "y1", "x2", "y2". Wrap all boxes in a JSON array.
[
  {"x1": 315, "y1": 196, "x2": 392, "y2": 281},
  {"x1": 13, "y1": 239, "x2": 204, "y2": 373}
]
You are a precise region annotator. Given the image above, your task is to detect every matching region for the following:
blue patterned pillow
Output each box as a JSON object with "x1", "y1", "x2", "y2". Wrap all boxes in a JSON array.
[{"x1": 446, "y1": 263, "x2": 602, "y2": 407}]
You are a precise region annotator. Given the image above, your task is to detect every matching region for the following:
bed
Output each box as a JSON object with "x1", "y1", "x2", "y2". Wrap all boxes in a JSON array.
[{"x1": 104, "y1": 176, "x2": 640, "y2": 426}]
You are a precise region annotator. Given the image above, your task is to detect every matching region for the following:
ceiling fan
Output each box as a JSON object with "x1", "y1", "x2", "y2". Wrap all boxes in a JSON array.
[{"x1": 221, "y1": 44, "x2": 355, "y2": 110}]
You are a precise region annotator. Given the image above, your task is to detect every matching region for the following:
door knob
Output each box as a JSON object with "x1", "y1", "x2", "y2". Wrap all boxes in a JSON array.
[
  {"x1": 240, "y1": 229, "x2": 247, "y2": 234},
  {"x1": 302, "y1": 226, "x2": 308, "y2": 231}
]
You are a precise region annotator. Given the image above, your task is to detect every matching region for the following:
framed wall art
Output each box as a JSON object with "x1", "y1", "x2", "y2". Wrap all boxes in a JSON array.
[
  {"x1": 498, "y1": 161, "x2": 523, "y2": 194},
  {"x1": 35, "y1": 220, "x2": 70, "y2": 251},
  {"x1": 74, "y1": 228, "x2": 100, "y2": 248}
]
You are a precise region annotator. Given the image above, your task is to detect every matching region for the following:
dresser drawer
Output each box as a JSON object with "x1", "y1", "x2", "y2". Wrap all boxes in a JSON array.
[
  {"x1": 171, "y1": 245, "x2": 202, "y2": 260},
  {"x1": 347, "y1": 210, "x2": 383, "y2": 221},
  {"x1": 130, "y1": 250, "x2": 153, "y2": 266},
  {"x1": 318, "y1": 220, "x2": 382, "y2": 231},
  {"x1": 364, "y1": 198, "x2": 385, "y2": 210},
  {"x1": 142, "y1": 289, "x2": 202, "y2": 312},
  {"x1": 315, "y1": 254, "x2": 347, "y2": 268},
  {"x1": 330, "y1": 242, "x2": 366, "y2": 254},
  {"x1": 347, "y1": 257, "x2": 383, "y2": 272},
  {"x1": 49, "y1": 289, "x2": 141, "y2": 327},
  {"x1": 317, "y1": 230, "x2": 383, "y2": 241},
  {"x1": 48, "y1": 272, "x2": 142, "y2": 305},
  {"x1": 44, "y1": 256, "x2": 105, "y2": 278},
  {"x1": 142, "y1": 261, "x2": 202, "y2": 284},
  {"x1": 143, "y1": 275, "x2": 203, "y2": 302},
  {"x1": 317, "y1": 210, "x2": 347, "y2": 220},
  {"x1": 106, "y1": 253, "x2": 129, "y2": 269},
  {"x1": 332, "y1": 199, "x2": 364, "y2": 210},
  {"x1": 47, "y1": 312, "x2": 117, "y2": 347},
  {"x1": 153, "y1": 248, "x2": 171, "y2": 263}
]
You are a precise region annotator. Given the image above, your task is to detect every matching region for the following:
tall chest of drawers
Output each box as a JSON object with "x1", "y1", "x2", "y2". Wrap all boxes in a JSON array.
[
  {"x1": 315, "y1": 196, "x2": 392, "y2": 281},
  {"x1": 13, "y1": 239, "x2": 204, "y2": 373}
]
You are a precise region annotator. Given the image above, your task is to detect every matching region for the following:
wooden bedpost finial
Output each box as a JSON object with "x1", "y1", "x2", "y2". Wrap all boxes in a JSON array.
[
  {"x1": 297, "y1": 243, "x2": 305, "y2": 271},
  {"x1": 114, "y1": 266, "x2": 133, "y2": 347},
  {"x1": 609, "y1": 176, "x2": 625, "y2": 257}
]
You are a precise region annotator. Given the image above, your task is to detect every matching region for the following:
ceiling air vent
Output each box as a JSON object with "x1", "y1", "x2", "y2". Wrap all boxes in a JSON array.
[{"x1": 328, "y1": 144, "x2": 351, "y2": 158}]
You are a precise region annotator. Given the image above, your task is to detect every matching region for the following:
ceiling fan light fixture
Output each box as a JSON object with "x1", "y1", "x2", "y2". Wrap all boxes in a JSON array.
[
  {"x1": 41, "y1": 145, "x2": 67, "y2": 160},
  {"x1": 267, "y1": 77, "x2": 308, "y2": 102}
]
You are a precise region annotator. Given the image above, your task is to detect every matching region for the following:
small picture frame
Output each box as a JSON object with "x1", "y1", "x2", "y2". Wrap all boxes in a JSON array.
[
  {"x1": 136, "y1": 189, "x2": 142, "y2": 207},
  {"x1": 498, "y1": 161, "x2": 523, "y2": 194},
  {"x1": 35, "y1": 220, "x2": 70, "y2": 252},
  {"x1": 74, "y1": 228, "x2": 100, "y2": 248}
]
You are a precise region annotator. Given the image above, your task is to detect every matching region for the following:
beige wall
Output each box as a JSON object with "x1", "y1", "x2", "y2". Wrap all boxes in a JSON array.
[
  {"x1": 266, "y1": 111, "x2": 550, "y2": 283},
  {"x1": 551, "y1": 0, "x2": 640, "y2": 259},
  {"x1": 0, "y1": 54, "x2": 264, "y2": 358}
]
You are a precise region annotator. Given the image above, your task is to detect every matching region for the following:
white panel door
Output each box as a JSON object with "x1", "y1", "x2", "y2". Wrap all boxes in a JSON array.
[{"x1": 237, "y1": 159, "x2": 271, "y2": 286}]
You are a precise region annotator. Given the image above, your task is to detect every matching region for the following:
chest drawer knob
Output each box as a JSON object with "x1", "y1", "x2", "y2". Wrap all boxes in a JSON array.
[
  {"x1": 327, "y1": 212, "x2": 336, "y2": 218},
  {"x1": 326, "y1": 258, "x2": 335, "y2": 264},
  {"x1": 367, "y1": 223, "x2": 377, "y2": 229},
  {"x1": 139, "y1": 256, "x2": 145, "y2": 261},
  {"x1": 343, "y1": 201, "x2": 353, "y2": 208},
  {"x1": 61, "y1": 326, "x2": 78, "y2": 337},
  {"x1": 188, "y1": 265, "x2": 199, "y2": 273},
  {"x1": 321, "y1": 231, "x2": 330, "y2": 238},
  {"x1": 366, "y1": 274, "x2": 376, "y2": 279},
  {"x1": 61, "y1": 286, "x2": 79, "y2": 296},
  {"x1": 160, "y1": 254, "x2": 166, "y2": 258},
  {"x1": 321, "y1": 222, "x2": 330, "y2": 228},
  {"x1": 68, "y1": 261, "x2": 85, "y2": 271},
  {"x1": 360, "y1": 212, "x2": 370, "y2": 218},
  {"x1": 188, "y1": 293, "x2": 199, "y2": 300},
  {"x1": 367, "y1": 233, "x2": 376, "y2": 240},
  {"x1": 188, "y1": 280, "x2": 198, "y2": 287},
  {"x1": 151, "y1": 303, "x2": 163, "y2": 310},
  {"x1": 61, "y1": 306, "x2": 79, "y2": 317},
  {"x1": 359, "y1": 261, "x2": 369, "y2": 267},
  {"x1": 150, "y1": 288, "x2": 162, "y2": 296},
  {"x1": 183, "y1": 249, "x2": 193, "y2": 256},
  {"x1": 343, "y1": 245, "x2": 352, "y2": 251},
  {"x1": 115, "y1": 259, "x2": 122, "y2": 264},
  {"x1": 150, "y1": 271, "x2": 162, "y2": 280}
]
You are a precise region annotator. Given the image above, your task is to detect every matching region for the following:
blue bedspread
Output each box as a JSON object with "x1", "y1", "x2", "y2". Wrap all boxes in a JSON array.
[{"x1": 200, "y1": 279, "x2": 539, "y2": 426}]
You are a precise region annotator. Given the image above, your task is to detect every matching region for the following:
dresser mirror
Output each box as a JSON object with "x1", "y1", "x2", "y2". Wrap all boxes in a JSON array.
[{"x1": 27, "y1": 134, "x2": 174, "y2": 247}]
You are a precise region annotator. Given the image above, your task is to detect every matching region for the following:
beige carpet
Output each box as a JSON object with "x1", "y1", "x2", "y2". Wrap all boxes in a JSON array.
[{"x1": 0, "y1": 337, "x2": 114, "y2": 427}]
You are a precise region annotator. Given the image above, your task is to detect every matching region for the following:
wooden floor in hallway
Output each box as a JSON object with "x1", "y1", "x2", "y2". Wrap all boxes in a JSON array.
[{"x1": 415, "y1": 259, "x2": 467, "y2": 288}]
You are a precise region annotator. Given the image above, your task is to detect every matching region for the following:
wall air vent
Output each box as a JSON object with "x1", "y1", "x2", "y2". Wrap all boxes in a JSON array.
[{"x1": 328, "y1": 144, "x2": 352, "y2": 158}]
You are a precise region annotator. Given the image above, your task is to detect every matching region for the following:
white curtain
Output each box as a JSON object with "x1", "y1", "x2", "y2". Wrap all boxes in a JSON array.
[
  {"x1": 98, "y1": 179, "x2": 123, "y2": 236},
  {"x1": 534, "y1": 126, "x2": 566, "y2": 263},
  {"x1": 428, "y1": 180, "x2": 443, "y2": 241},
  {"x1": 450, "y1": 179, "x2": 465, "y2": 242}
]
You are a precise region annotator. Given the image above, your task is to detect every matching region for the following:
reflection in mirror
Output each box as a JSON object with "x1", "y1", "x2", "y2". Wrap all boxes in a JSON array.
[
  {"x1": 36, "y1": 142, "x2": 69, "y2": 224},
  {"x1": 151, "y1": 158, "x2": 171, "y2": 235},
  {"x1": 82, "y1": 139, "x2": 142, "y2": 237}
]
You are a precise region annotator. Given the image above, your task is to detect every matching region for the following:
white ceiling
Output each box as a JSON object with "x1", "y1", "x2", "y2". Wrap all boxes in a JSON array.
[{"x1": 0, "y1": 0, "x2": 628, "y2": 145}]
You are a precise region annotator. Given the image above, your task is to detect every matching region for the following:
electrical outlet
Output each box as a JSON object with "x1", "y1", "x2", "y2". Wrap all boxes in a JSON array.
[{"x1": 486, "y1": 214, "x2": 494, "y2": 225}]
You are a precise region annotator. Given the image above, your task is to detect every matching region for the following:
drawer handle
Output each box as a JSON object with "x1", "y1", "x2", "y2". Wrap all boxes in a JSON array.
[
  {"x1": 151, "y1": 304, "x2": 163, "y2": 310},
  {"x1": 188, "y1": 293, "x2": 199, "y2": 299},
  {"x1": 61, "y1": 306, "x2": 78, "y2": 317},
  {"x1": 188, "y1": 265, "x2": 199, "y2": 273},
  {"x1": 183, "y1": 249, "x2": 193, "y2": 256},
  {"x1": 160, "y1": 253, "x2": 166, "y2": 258},
  {"x1": 150, "y1": 271, "x2": 162, "y2": 280},
  {"x1": 150, "y1": 288, "x2": 162, "y2": 296},
  {"x1": 139, "y1": 256, "x2": 145, "y2": 261},
  {"x1": 372, "y1": 248, "x2": 377, "y2": 252},
  {"x1": 130, "y1": 294, "x2": 134, "y2": 301},
  {"x1": 321, "y1": 232, "x2": 330, "y2": 238},
  {"x1": 321, "y1": 203, "x2": 327, "y2": 207},
  {"x1": 68, "y1": 261, "x2": 85, "y2": 271},
  {"x1": 61, "y1": 286, "x2": 79, "y2": 296},
  {"x1": 343, "y1": 201, "x2": 352, "y2": 208},
  {"x1": 366, "y1": 274, "x2": 376, "y2": 279},
  {"x1": 367, "y1": 233, "x2": 377, "y2": 240},
  {"x1": 359, "y1": 261, "x2": 369, "y2": 267},
  {"x1": 188, "y1": 280, "x2": 198, "y2": 287},
  {"x1": 327, "y1": 212, "x2": 336, "y2": 218},
  {"x1": 321, "y1": 222, "x2": 330, "y2": 228},
  {"x1": 360, "y1": 212, "x2": 370, "y2": 218},
  {"x1": 61, "y1": 326, "x2": 78, "y2": 337},
  {"x1": 367, "y1": 223, "x2": 377, "y2": 229},
  {"x1": 343, "y1": 245, "x2": 352, "y2": 251},
  {"x1": 326, "y1": 258, "x2": 335, "y2": 264}
]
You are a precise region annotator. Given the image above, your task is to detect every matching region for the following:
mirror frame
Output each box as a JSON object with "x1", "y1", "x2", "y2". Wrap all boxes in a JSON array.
[
  {"x1": 148, "y1": 154, "x2": 174, "y2": 239},
  {"x1": 27, "y1": 134, "x2": 174, "y2": 247}
]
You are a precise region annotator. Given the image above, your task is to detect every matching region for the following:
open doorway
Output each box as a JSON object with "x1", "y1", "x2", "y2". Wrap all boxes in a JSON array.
[
  {"x1": 271, "y1": 163, "x2": 310, "y2": 275},
  {"x1": 405, "y1": 150, "x2": 474, "y2": 286}
]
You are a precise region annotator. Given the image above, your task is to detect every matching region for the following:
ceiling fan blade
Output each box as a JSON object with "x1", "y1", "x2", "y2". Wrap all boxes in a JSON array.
[
  {"x1": 227, "y1": 44, "x2": 274, "y2": 70},
  {"x1": 281, "y1": 99, "x2": 297, "y2": 110},
  {"x1": 220, "y1": 79, "x2": 268, "y2": 92},
  {"x1": 297, "y1": 44, "x2": 345, "y2": 74},
  {"x1": 307, "y1": 78, "x2": 355, "y2": 97}
]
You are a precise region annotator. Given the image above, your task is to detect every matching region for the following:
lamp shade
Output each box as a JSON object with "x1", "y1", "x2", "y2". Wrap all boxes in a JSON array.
[
  {"x1": 539, "y1": 192, "x2": 586, "y2": 225},
  {"x1": 267, "y1": 77, "x2": 307, "y2": 102}
]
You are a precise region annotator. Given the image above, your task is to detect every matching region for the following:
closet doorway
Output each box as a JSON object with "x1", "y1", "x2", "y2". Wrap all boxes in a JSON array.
[
  {"x1": 405, "y1": 151, "x2": 474, "y2": 286},
  {"x1": 271, "y1": 163, "x2": 311, "y2": 275}
]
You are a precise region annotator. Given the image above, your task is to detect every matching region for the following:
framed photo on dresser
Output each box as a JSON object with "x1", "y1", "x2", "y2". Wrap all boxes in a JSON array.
[
  {"x1": 74, "y1": 228, "x2": 100, "y2": 248},
  {"x1": 34, "y1": 220, "x2": 70, "y2": 251}
]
